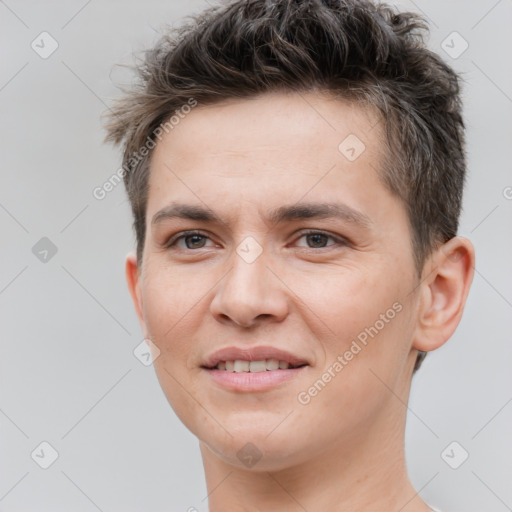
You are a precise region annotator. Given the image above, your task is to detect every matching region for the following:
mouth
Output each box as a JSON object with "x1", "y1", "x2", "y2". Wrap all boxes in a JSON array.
[
  {"x1": 203, "y1": 359, "x2": 308, "y2": 372},
  {"x1": 201, "y1": 346, "x2": 310, "y2": 392},
  {"x1": 201, "y1": 345, "x2": 310, "y2": 371}
]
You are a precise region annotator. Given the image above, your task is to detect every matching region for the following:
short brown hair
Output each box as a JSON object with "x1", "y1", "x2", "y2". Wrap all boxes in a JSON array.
[{"x1": 105, "y1": 0, "x2": 467, "y2": 370}]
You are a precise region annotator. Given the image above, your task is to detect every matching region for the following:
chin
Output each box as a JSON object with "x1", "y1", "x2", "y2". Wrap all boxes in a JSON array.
[
  {"x1": 201, "y1": 434, "x2": 311, "y2": 472},
  {"x1": 195, "y1": 413, "x2": 322, "y2": 470}
]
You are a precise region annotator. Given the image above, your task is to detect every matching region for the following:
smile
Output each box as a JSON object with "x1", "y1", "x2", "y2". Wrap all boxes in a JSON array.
[
  {"x1": 201, "y1": 345, "x2": 310, "y2": 391},
  {"x1": 213, "y1": 359, "x2": 307, "y2": 372}
]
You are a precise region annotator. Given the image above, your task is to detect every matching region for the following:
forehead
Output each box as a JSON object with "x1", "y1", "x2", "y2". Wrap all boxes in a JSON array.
[
  {"x1": 153, "y1": 91, "x2": 383, "y2": 165},
  {"x1": 147, "y1": 91, "x2": 390, "y2": 224}
]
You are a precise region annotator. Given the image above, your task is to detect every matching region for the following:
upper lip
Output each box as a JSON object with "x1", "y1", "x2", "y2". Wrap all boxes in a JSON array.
[{"x1": 202, "y1": 346, "x2": 310, "y2": 369}]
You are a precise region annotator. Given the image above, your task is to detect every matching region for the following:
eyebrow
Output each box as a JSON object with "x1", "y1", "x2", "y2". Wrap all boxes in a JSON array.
[{"x1": 151, "y1": 201, "x2": 373, "y2": 229}]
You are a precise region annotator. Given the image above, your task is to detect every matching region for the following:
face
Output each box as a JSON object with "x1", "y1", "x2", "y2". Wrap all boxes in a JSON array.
[{"x1": 128, "y1": 92, "x2": 425, "y2": 470}]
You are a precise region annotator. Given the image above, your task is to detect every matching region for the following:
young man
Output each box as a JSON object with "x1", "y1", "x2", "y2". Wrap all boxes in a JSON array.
[{"x1": 105, "y1": 1, "x2": 474, "y2": 510}]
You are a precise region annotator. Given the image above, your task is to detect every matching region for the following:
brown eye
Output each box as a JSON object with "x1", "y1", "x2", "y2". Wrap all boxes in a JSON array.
[
  {"x1": 305, "y1": 233, "x2": 330, "y2": 248},
  {"x1": 295, "y1": 230, "x2": 347, "y2": 249},
  {"x1": 166, "y1": 230, "x2": 214, "y2": 250},
  {"x1": 183, "y1": 234, "x2": 207, "y2": 249}
]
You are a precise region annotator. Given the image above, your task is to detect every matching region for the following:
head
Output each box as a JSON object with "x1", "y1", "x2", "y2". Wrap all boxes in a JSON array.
[{"x1": 105, "y1": 0, "x2": 474, "y2": 472}]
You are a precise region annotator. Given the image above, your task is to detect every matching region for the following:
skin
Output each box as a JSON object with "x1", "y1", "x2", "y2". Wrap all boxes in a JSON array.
[{"x1": 126, "y1": 91, "x2": 475, "y2": 511}]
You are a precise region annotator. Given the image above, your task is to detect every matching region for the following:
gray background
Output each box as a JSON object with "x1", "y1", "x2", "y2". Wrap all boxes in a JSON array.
[{"x1": 1, "y1": 1, "x2": 511, "y2": 511}]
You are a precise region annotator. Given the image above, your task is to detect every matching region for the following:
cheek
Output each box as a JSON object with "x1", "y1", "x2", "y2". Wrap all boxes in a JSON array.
[
  {"x1": 140, "y1": 266, "x2": 208, "y2": 426},
  {"x1": 140, "y1": 262, "x2": 211, "y2": 375},
  {"x1": 295, "y1": 290, "x2": 413, "y2": 441},
  {"x1": 142, "y1": 259, "x2": 204, "y2": 328},
  {"x1": 293, "y1": 262, "x2": 412, "y2": 378},
  {"x1": 287, "y1": 262, "x2": 397, "y2": 337}
]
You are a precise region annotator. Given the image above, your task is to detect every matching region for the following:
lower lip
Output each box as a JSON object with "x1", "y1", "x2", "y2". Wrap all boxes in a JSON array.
[{"x1": 204, "y1": 367, "x2": 308, "y2": 392}]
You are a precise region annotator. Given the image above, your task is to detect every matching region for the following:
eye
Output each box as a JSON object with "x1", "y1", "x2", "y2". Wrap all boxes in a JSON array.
[
  {"x1": 294, "y1": 230, "x2": 347, "y2": 249},
  {"x1": 165, "y1": 230, "x2": 216, "y2": 250},
  {"x1": 164, "y1": 229, "x2": 348, "y2": 252}
]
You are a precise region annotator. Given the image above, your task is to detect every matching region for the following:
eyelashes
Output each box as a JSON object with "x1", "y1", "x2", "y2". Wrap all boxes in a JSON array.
[
  {"x1": 294, "y1": 230, "x2": 348, "y2": 249},
  {"x1": 164, "y1": 229, "x2": 349, "y2": 251},
  {"x1": 166, "y1": 230, "x2": 213, "y2": 250}
]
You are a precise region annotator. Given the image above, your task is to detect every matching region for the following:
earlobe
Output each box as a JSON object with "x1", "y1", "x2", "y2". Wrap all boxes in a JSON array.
[
  {"x1": 413, "y1": 236, "x2": 475, "y2": 353},
  {"x1": 125, "y1": 252, "x2": 146, "y2": 332}
]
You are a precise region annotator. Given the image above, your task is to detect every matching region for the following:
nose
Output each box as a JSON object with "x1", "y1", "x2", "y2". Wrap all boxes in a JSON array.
[{"x1": 209, "y1": 245, "x2": 289, "y2": 328}]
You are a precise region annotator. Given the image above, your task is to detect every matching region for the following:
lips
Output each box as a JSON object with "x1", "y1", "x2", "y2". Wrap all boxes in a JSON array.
[{"x1": 201, "y1": 346, "x2": 310, "y2": 370}]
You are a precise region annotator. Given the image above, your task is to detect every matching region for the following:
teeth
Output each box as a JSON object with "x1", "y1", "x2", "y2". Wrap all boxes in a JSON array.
[
  {"x1": 215, "y1": 359, "x2": 295, "y2": 371},
  {"x1": 266, "y1": 358, "x2": 280, "y2": 370},
  {"x1": 233, "y1": 360, "x2": 250, "y2": 372},
  {"x1": 249, "y1": 360, "x2": 267, "y2": 372}
]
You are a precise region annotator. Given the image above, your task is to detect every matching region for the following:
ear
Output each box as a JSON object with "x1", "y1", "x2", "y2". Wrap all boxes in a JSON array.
[
  {"x1": 125, "y1": 252, "x2": 147, "y2": 336},
  {"x1": 413, "y1": 236, "x2": 475, "y2": 353}
]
